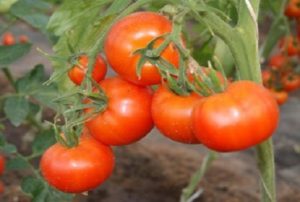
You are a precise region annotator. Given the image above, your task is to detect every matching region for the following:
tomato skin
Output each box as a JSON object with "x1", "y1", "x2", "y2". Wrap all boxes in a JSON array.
[
  {"x1": 104, "y1": 12, "x2": 180, "y2": 86},
  {"x1": 19, "y1": 35, "x2": 29, "y2": 43},
  {"x1": 279, "y1": 36, "x2": 299, "y2": 56},
  {"x1": 68, "y1": 54, "x2": 107, "y2": 85},
  {"x1": 40, "y1": 136, "x2": 114, "y2": 193},
  {"x1": 2, "y1": 32, "x2": 15, "y2": 45},
  {"x1": 0, "y1": 155, "x2": 4, "y2": 176},
  {"x1": 268, "y1": 54, "x2": 287, "y2": 70},
  {"x1": 270, "y1": 90, "x2": 288, "y2": 105},
  {"x1": 151, "y1": 85, "x2": 201, "y2": 144},
  {"x1": 86, "y1": 77, "x2": 153, "y2": 146},
  {"x1": 285, "y1": 0, "x2": 300, "y2": 18},
  {"x1": 282, "y1": 75, "x2": 300, "y2": 91},
  {"x1": 193, "y1": 81, "x2": 279, "y2": 152}
]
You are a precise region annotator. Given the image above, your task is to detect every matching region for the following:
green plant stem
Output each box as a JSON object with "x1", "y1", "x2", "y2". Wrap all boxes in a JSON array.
[
  {"x1": 190, "y1": 0, "x2": 276, "y2": 201},
  {"x1": 2, "y1": 67, "x2": 16, "y2": 90},
  {"x1": 180, "y1": 150, "x2": 217, "y2": 202}
]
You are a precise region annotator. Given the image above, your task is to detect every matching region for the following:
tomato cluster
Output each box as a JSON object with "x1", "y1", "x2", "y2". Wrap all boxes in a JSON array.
[
  {"x1": 1, "y1": 32, "x2": 29, "y2": 45},
  {"x1": 41, "y1": 11, "x2": 279, "y2": 194},
  {"x1": 262, "y1": 3, "x2": 300, "y2": 105}
]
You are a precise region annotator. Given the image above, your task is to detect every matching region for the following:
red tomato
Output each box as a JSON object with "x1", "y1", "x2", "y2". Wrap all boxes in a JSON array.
[
  {"x1": 85, "y1": 77, "x2": 153, "y2": 145},
  {"x1": 279, "y1": 36, "x2": 299, "y2": 56},
  {"x1": 285, "y1": 0, "x2": 300, "y2": 18},
  {"x1": 270, "y1": 90, "x2": 288, "y2": 105},
  {"x1": 40, "y1": 136, "x2": 114, "y2": 193},
  {"x1": 282, "y1": 75, "x2": 300, "y2": 91},
  {"x1": 193, "y1": 81, "x2": 279, "y2": 152},
  {"x1": 262, "y1": 69, "x2": 272, "y2": 83},
  {"x1": 2, "y1": 32, "x2": 15, "y2": 45},
  {"x1": 104, "y1": 12, "x2": 180, "y2": 86},
  {"x1": 268, "y1": 54, "x2": 287, "y2": 70},
  {"x1": 0, "y1": 155, "x2": 4, "y2": 176},
  {"x1": 151, "y1": 85, "x2": 201, "y2": 144},
  {"x1": 68, "y1": 54, "x2": 107, "y2": 85},
  {"x1": 19, "y1": 35, "x2": 29, "y2": 43}
]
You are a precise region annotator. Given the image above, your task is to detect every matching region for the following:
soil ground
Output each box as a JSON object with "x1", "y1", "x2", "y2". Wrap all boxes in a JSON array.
[{"x1": 0, "y1": 22, "x2": 300, "y2": 202}]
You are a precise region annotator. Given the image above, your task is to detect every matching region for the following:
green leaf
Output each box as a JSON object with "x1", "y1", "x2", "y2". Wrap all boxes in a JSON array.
[
  {"x1": 22, "y1": 176, "x2": 73, "y2": 202},
  {"x1": 16, "y1": 64, "x2": 45, "y2": 93},
  {"x1": 10, "y1": 0, "x2": 51, "y2": 31},
  {"x1": 0, "y1": 133, "x2": 6, "y2": 147},
  {"x1": 2, "y1": 143, "x2": 17, "y2": 154},
  {"x1": 6, "y1": 156, "x2": 30, "y2": 170},
  {"x1": 47, "y1": 0, "x2": 129, "y2": 90},
  {"x1": 4, "y1": 96, "x2": 30, "y2": 126},
  {"x1": 21, "y1": 176, "x2": 45, "y2": 197},
  {"x1": 0, "y1": 43, "x2": 31, "y2": 66},
  {"x1": 32, "y1": 129, "x2": 56, "y2": 155},
  {"x1": 15, "y1": 65, "x2": 59, "y2": 109}
]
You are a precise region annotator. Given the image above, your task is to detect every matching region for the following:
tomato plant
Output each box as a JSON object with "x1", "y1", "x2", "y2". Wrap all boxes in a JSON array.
[
  {"x1": 193, "y1": 81, "x2": 279, "y2": 152},
  {"x1": 40, "y1": 135, "x2": 114, "y2": 193},
  {"x1": 85, "y1": 77, "x2": 153, "y2": 146},
  {"x1": 1, "y1": 0, "x2": 296, "y2": 201},
  {"x1": 68, "y1": 54, "x2": 107, "y2": 85},
  {"x1": 104, "y1": 11, "x2": 180, "y2": 86}
]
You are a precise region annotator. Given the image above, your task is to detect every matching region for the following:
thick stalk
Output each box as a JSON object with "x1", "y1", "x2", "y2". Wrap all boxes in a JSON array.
[{"x1": 192, "y1": 0, "x2": 276, "y2": 201}]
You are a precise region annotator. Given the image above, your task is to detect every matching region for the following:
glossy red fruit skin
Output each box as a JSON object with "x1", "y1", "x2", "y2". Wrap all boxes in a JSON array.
[
  {"x1": 279, "y1": 36, "x2": 299, "y2": 56},
  {"x1": 270, "y1": 90, "x2": 288, "y2": 106},
  {"x1": 152, "y1": 85, "x2": 201, "y2": 144},
  {"x1": 85, "y1": 77, "x2": 154, "y2": 146},
  {"x1": 193, "y1": 81, "x2": 279, "y2": 152},
  {"x1": 285, "y1": 0, "x2": 300, "y2": 18},
  {"x1": 282, "y1": 75, "x2": 300, "y2": 92},
  {"x1": 104, "y1": 12, "x2": 180, "y2": 86},
  {"x1": 2, "y1": 32, "x2": 15, "y2": 45},
  {"x1": 40, "y1": 136, "x2": 115, "y2": 193},
  {"x1": 268, "y1": 54, "x2": 286, "y2": 70},
  {"x1": 19, "y1": 35, "x2": 29, "y2": 43},
  {"x1": 0, "y1": 155, "x2": 5, "y2": 176},
  {"x1": 68, "y1": 54, "x2": 107, "y2": 85}
]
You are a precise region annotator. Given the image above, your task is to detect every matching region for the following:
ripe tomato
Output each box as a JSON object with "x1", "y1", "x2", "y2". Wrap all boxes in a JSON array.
[
  {"x1": 0, "y1": 155, "x2": 4, "y2": 176},
  {"x1": 151, "y1": 85, "x2": 201, "y2": 144},
  {"x1": 19, "y1": 35, "x2": 29, "y2": 43},
  {"x1": 270, "y1": 90, "x2": 288, "y2": 105},
  {"x1": 2, "y1": 32, "x2": 15, "y2": 46},
  {"x1": 85, "y1": 77, "x2": 153, "y2": 145},
  {"x1": 282, "y1": 75, "x2": 300, "y2": 91},
  {"x1": 285, "y1": 0, "x2": 300, "y2": 18},
  {"x1": 68, "y1": 54, "x2": 107, "y2": 85},
  {"x1": 268, "y1": 54, "x2": 287, "y2": 70},
  {"x1": 40, "y1": 136, "x2": 114, "y2": 193},
  {"x1": 193, "y1": 81, "x2": 279, "y2": 152},
  {"x1": 104, "y1": 12, "x2": 180, "y2": 86},
  {"x1": 262, "y1": 69, "x2": 273, "y2": 87},
  {"x1": 278, "y1": 36, "x2": 299, "y2": 56}
]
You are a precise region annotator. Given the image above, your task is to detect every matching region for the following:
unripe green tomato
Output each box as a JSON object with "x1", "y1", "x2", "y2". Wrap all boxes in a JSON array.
[{"x1": 0, "y1": 0, "x2": 18, "y2": 13}]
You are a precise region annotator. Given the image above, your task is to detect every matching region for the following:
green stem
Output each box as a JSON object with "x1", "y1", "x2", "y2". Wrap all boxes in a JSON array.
[
  {"x1": 2, "y1": 67, "x2": 16, "y2": 90},
  {"x1": 190, "y1": 0, "x2": 276, "y2": 201},
  {"x1": 256, "y1": 140, "x2": 276, "y2": 202},
  {"x1": 180, "y1": 150, "x2": 217, "y2": 202}
]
